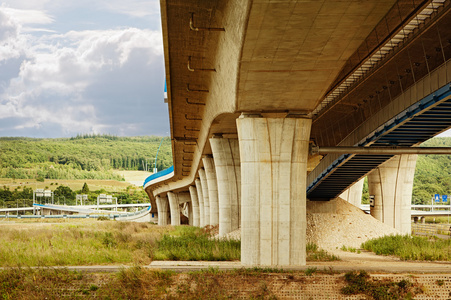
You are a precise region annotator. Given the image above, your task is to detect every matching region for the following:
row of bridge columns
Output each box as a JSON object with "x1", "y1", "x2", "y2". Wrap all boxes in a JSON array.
[
  {"x1": 340, "y1": 154, "x2": 417, "y2": 235},
  {"x1": 154, "y1": 114, "x2": 417, "y2": 266}
]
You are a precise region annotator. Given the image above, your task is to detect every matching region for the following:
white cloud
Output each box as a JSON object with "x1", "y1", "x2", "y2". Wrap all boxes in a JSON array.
[
  {"x1": 0, "y1": 25, "x2": 164, "y2": 137},
  {"x1": 102, "y1": 0, "x2": 160, "y2": 18},
  {"x1": 1, "y1": 7, "x2": 54, "y2": 25},
  {"x1": 0, "y1": 1, "x2": 168, "y2": 138}
]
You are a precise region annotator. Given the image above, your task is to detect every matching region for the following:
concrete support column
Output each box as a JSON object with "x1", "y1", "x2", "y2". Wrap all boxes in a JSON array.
[
  {"x1": 339, "y1": 177, "x2": 365, "y2": 207},
  {"x1": 203, "y1": 156, "x2": 219, "y2": 226},
  {"x1": 167, "y1": 191, "x2": 181, "y2": 226},
  {"x1": 185, "y1": 201, "x2": 193, "y2": 226},
  {"x1": 237, "y1": 115, "x2": 311, "y2": 266},
  {"x1": 155, "y1": 195, "x2": 169, "y2": 226},
  {"x1": 368, "y1": 154, "x2": 417, "y2": 234},
  {"x1": 189, "y1": 186, "x2": 200, "y2": 227},
  {"x1": 195, "y1": 178, "x2": 205, "y2": 227},
  {"x1": 199, "y1": 168, "x2": 210, "y2": 226},
  {"x1": 210, "y1": 136, "x2": 241, "y2": 237}
]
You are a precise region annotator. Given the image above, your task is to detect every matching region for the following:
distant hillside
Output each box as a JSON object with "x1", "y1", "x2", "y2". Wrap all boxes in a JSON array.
[
  {"x1": 413, "y1": 137, "x2": 451, "y2": 204},
  {"x1": 0, "y1": 135, "x2": 172, "y2": 180},
  {"x1": 1, "y1": 134, "x2": 450, "y2": 204}
]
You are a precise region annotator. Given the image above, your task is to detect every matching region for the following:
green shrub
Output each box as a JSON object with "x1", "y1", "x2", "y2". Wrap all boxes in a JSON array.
[
  {"x1": 153, "y1": 226, "x2": 240, "y2": 261},
  {"x1": 361, "y1": 234, "x2": 451, "y2": 261},
  {"x1": 341, "y1": 271, "x2": 420, "y2": 299}
]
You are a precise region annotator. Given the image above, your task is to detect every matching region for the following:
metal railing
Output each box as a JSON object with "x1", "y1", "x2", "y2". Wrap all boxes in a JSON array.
[{"x1": 412, "y1": 223, "x2": 451, "y2": 238}]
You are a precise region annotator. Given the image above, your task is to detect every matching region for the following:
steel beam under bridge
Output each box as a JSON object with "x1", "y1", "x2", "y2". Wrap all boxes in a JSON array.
[{"x1": 311, "y1": 146, "x2": 451, "y2": 155}]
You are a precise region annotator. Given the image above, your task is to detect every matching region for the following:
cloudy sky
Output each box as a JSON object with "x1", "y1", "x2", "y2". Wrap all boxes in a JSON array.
[{"x1": 0, "y1": 0, "x2": 169, "y2": 138}]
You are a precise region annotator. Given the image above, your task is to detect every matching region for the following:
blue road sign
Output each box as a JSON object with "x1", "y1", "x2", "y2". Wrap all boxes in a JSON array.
[
  {"x1": 435, "y1": 194, "x2": 440, "y2": 202},
  {"x1": 443, "y1": 195, "x2": 448, "y2": 202}
]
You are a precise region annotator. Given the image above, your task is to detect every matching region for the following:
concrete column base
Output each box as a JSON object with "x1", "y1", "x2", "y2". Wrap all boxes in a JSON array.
[
  {"x1": 237, "y1": 115, "x2": 311, "y2": 266},
  {"x1": 368, "y1": 154, "x2": 417, "y2": 234},
  {"x1": 156, "y1": 195, "x2": 169, "y2": 226},
  {"x1": 210, "y1": 137, "x2": 241, "y2": 237}
]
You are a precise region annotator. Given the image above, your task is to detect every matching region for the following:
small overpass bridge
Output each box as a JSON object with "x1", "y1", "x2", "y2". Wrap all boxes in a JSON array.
[{"x1": 145, "y1": 0, "x2": 451, "y2": 266}]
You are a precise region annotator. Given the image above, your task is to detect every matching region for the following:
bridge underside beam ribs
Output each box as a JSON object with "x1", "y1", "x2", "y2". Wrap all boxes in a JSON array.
[
  {"x1": 311, "y1": 146, "x2": 451, "y2": 155},
  {"x1": 237, "y1": 114, "x2": 311, "y2": 267}
]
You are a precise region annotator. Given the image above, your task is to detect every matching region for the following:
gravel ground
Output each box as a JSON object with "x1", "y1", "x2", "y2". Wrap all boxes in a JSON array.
[
  {"x1": 216, "y1": 198, "x2": 400, "y2": 251},
  {"x1": 306, "y1": 198, "x2": 400, "y2": 250}
]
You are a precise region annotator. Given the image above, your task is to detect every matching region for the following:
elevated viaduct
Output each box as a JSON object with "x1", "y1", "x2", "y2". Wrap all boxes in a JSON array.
[{"x1": 145, "y1": 0, "x2": 451, "y2": 266}]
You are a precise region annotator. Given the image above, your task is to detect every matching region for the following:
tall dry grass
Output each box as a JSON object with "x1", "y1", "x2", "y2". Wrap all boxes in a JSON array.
[{"x1": 0, "y1": 220, "x2": 171, "y2": 267}]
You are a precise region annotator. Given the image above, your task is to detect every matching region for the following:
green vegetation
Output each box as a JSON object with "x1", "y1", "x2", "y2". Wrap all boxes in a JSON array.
[
  {"x1": 307, "y1": 242, "x2": 340, "y2": 261},
  {"x1": 153, "y1": 226, "x2": 241, "y2": 261},
  {"x1": 361, "y1": 234, "x2": 451, "y2": 261},
  {"x1": 0, "y1": 182, "x2": 148, "y2": 207},
  {"x1": 413, "y1": 137, "x2": 451, "y2": 204},
  {"x1": 0, "y1": 135, "x2": 172, "y2": 181},
  {"x1": 0, "y1": 267, "x2": 284, "y2": 299},
  {"x1": 341, "y1": 270, "x2": 421, "y2": 300},
  {"x1": 0, "y1": 221, "x2": 338, "y2": 267},
  {"x1": 340, "y1": 245, "x2": 361, "y2": 254},
  {"x1": 0, "y1": 221, "x2": 169, "y2": 266},
  {"x1": 360, "y1": 137, "x2": 451, "y2": 205}
]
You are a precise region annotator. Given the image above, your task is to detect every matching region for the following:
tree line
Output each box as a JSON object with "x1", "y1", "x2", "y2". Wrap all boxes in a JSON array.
[
  {"x1": 0, "y1": 182, "x2": 147, "y2": 208},
  {"x1": 0, "y1": 135, "x2": 172, "y2": 180}
]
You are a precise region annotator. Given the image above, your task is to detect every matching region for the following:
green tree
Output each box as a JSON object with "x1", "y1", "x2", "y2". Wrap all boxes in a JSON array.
[
  {"x1": 54, "y1": 185, "x2": 76, "y2": 203},
  {"x1": 81, "y1": 182, "x2": 90, "y2": 194}
]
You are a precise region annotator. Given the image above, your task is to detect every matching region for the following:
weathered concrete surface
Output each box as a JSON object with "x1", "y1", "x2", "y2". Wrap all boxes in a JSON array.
[
  {"x1": 148, "y1": 0, "x2": 397, "y2": 198},
  {"x1": 203, "y1": 156, "x2": 219, "y2": 226},
  {"x1": 210, "y1": 137, "x2": 241, "y2": 237},
  {"x1": 194, "y1": 178, "x2": 205, "y2": 227},
  {"x1": 237, "y1": 115, "x2": 311, "y2": 266},
  {"x1": 198, "y1": 169, "x2": 210, "y2": 226},
  {"x1": 156, "y1": 195, "x2": 169, "y2": 226},
  {"x1": 167, "y1": 192, "x2": 181, "y2": 226},
  {"x1": 368, "y1": 154, "x2": 417, "y2": 234},
  {"x1": 189, "y1": 186, "x2": 200, "y2": 227},
  {"x1": 339, "y1": 178, "x2": 365, "y2": 207}
]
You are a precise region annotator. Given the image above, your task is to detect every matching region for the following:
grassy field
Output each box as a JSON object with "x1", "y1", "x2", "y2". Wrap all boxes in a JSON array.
[
  {"x1": 0, "y1": 178, "x2": 132, "y2": 193},
  {"x1": 361, "y1": 234, "x2": 451, "y2": 261},
  {"x1": 0, "y1": 219, "x2": 339, "y2": 267},
  {"x1": 0, "y1": 220, "x2": 169, "y2": 266}
]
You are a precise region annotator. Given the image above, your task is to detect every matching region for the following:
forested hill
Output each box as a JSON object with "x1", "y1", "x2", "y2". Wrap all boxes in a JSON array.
[
  {"x1": 0, "y1": 135, "x2": 172, "y2": 180},
  {"x1": 413, "y1": 137, "x2": 451, "y2": 204}
]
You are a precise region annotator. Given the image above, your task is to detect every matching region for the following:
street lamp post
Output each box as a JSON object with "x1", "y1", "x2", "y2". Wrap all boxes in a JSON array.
[{"x1": 154, "y1": 136, "x2": 165, "y2": 173}]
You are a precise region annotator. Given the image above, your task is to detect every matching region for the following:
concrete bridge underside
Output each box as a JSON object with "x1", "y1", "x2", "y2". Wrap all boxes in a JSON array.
[{"x1": 145, "y1": 0, "x2": 451, "y2": 266}]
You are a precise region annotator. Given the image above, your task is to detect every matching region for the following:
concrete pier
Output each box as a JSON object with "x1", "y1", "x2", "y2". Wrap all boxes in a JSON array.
[
  {"x1": 203, "y1": 156, "x2": 219, "y2": 226},
  {"x1": 339, "y1": 178, "x2": 365, "y2": 207},
  {"x1": 156, "y1": 195, "x2": 169, "y2": 226},
  {"x1": 189, "y1": 186, "x2": 200, "y2": 227},
  {"x1": 210, "y1": 137, "x2": 241, "y2": 237},
  {"x1": 237, "y1": 115, "x2": 311, "y2": 266},
  {"x1": 195, "y1": 178, "x2": 205, "y2": 227},
  {"x1": 368, "y1": 154, "x2": 417, "y2": 234},
  {"x1": 199, "y1": 169, "x2": 210, "y2": 226},
  {"x1": 167, "y1": 192, "x2": 181, "y2": 226}
]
